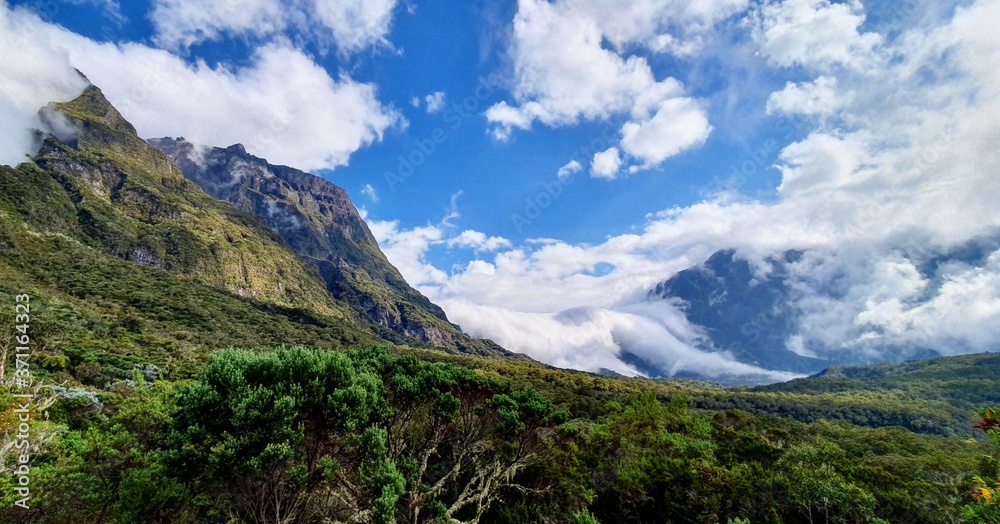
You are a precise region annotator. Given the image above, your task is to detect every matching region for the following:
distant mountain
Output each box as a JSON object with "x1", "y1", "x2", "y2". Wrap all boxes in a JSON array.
[
  {"x1": 148, "y1": 137, "x2": 505, "y2": 356},
  {"x1": 650, "y1": 239, "x2": 1000, "y2": 379},
  {"x1": 649, "y1": 249, "x2": 827, "y2": 375}
]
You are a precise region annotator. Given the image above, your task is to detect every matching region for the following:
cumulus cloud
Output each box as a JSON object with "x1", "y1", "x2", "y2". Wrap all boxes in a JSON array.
[
  {"x1": 448, "y1": 230, "x2": 512, "y2": 252},
  {"x1": 485, "y1": 0, "x2": 720, "y2": 171},
  {"x1": 0, "y1": 3, "x2": 402, "y2": 171},
  {"x1": 751, "y1": 0, "x2": 883, "y2": 71},
  {"x1": 766, "y1": 76, "x2": 850, "y2": 117},
  {"x1": 620, "y1": 97, "x2": 712, "y2": 170},
  {"x1": 371, "y1": 0, "x2": 1000, "y2": 383},
  {"x1": 150, "y1": 0, "x2": 399, "y2": 55},
  {"x1": 590, "y1": 147, "x2": 622, "y2": 179},
  {"x1": 424, "y1": 91, "x2": 446, "y2": 113}
]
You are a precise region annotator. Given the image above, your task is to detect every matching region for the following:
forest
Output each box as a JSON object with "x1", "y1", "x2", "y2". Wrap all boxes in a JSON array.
[{"x1": 0, "y1": 344, "x2": 997, "y2": 524}]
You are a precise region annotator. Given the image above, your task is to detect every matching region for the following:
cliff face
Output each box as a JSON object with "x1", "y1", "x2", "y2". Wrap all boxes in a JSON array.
[{"x1": 149, "y1": 137, "x2": 507, "y2": 356}]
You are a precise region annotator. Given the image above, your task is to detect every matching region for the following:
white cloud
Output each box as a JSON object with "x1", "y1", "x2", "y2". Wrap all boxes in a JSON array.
[
  {"x1": 775, "y1": 131, "x2": 866, "y2": 197},
  {"x1": 424, "y1": 91, "x2": 446, "y2": 113},
  {"x1": 591, "y1": 147, "x2": 622, "y2": 179},
  {"x1": 368, "y1": 219, "x2": 449, "y2": 287},
  {"x1": 448, "y1": 230, "x2": 512, "y2": 252},
  {"x1": 465, "y1": 260, "x2": 497, "y2": 276},
  {"x1": 371, "y1": 0, "x2": 1000, "y2": 382},
  {"x1": 150, "y1": 0, "x2": 285, "y2": 50},
  {"x1": 551, "y1": 0, "x2": 749, "y2": 55},
  {"x1": 557, "y1": 159, "x2": 582, "y2": 179},
  {"x1": 751, "y1": 0, "x2": 883, "y2": 71},
  {"x1": 313, "y1": 0, "x2": 398, "y2": 55},
  {"x1": 361, "y1": 183, "x2": 379, "y2": 203},
  {"x1": 0, "y1": 5, "x2": 402, "y2": 171},
  {"x1": 620, "y1": 97, "x2": 712, "y2": 169},
  {"x1": 485, "y1": 0, "x2": 716, "y2": 170},
  {"x1": 0, "y1": 5, "x2": 90, "y2": 166},
  {"x1": 766, "y1": 76, "x2": 850, "y2": 117},
  {"x1": 150, "y1": 0, "x2": 398, "y2": 55}
]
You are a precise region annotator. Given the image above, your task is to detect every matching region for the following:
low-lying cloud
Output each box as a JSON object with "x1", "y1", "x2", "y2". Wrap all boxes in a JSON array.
[{"x1": 370, "y1": 0, "x2": 1000, "y2": 384}]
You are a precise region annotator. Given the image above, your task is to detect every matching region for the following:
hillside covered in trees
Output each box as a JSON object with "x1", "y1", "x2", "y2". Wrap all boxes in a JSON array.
[{"x1": 0, "y1": 341, "x2": 998, "y2": 523}]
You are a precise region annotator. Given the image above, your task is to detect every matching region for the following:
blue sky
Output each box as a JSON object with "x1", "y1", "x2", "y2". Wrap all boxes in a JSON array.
[
  {"x1": 5, "y1": 0, "x2": 790, "y2": 247},
  {"x1": 2, "y1": 0, "x2": 1000, "y2": 382}
]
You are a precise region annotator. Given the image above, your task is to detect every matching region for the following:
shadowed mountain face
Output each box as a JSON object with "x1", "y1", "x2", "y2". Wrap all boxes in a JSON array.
[
  {"x1": 149, "y1": 137, "x2": 507, "y2": 356},
  {"x1": 650, "y1": 249, "x2": 828, "y2": 375},
  {"x1": 650, "y1": 239, "x2": 1000, "y2": 379}
]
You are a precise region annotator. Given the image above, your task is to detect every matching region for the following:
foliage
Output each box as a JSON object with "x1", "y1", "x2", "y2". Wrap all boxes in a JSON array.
[{"x1": 961, "y1": 408, "x2": 1000, "y2": 523}]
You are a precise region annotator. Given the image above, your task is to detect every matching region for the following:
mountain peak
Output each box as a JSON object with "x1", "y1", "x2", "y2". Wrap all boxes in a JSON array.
[
  {"x1": 226, "y1": 143, "x2": 247, "y2": 155},
  {"x1": 52, "y1": 84, "x2": 137, "y2": 136}
]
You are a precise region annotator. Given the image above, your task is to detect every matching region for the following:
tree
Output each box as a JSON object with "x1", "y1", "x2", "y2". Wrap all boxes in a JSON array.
[
  {"x1": 961, "y1": 408, "x2": 1000, "y2": 524},
  {"x1": 777, "y1": 441, "x2": 877, "y2": 524},
  {"x1": 167, "y1": 347, "x2": 563, "y2": 524}
]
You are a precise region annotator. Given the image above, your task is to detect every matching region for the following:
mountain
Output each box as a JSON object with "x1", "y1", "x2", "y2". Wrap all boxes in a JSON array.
[
  {"x1": 148, "y1": 137, "x2": 505, "y2": 357},
  {"x1": 651, "y1": 239, "x2": 1000, "y2": 379},
  {"x1": 649, "y1": 249, "x2": 827, "y2": 374},
  {"x1": 0, "y1": 84, "x2": 507, "y2": 386}
]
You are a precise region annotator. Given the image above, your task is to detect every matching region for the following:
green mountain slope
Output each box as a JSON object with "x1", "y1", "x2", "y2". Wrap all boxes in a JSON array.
[
  {"x1": 4, "y1": 85, "x2": 349, "y2": 316},
  {"x1": 0, "y1": 84, "x2": 511, "y2": 382},
  {"x1": 148, "y1": 137, "x2": 507, "y2": 357},
  {"x1": 686, "y1": 352, "x2": 1000, "y2": 436}
]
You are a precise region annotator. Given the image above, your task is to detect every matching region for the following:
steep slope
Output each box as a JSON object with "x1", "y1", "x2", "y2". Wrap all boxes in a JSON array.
[
  {"x1": 0, "y1": 84, "x2": 404, "y2": 376},
  {"x1": 149, "y1": 137, "x2": 506, "y2": 356},
  {"x1": 6, "y1": 85, "x2": 348, "y2": 315}
]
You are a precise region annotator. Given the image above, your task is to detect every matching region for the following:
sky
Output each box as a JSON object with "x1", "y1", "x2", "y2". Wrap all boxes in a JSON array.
[{"x1": 1, "y1": 0, "x2": 999, "y2": 383}]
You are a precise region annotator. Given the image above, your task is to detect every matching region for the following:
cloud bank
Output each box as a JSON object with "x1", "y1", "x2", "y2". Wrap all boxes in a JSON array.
[{"x1": 371, "y1": 0, "x2": 1000, "y2": 383}]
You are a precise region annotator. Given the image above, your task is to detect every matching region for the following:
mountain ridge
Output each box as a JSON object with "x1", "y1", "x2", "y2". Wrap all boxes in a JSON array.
[
  {"x1": 0, "y1": 83, "x2": 511, "y2": 379},
  {"x1": 148, "y1": 136, "x2": 508, "y2": 357}
]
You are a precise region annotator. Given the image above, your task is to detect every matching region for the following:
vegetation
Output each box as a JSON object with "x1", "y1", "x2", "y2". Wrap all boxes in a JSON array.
[
  {"x1": 0, "y1": 344, "x2": 993, "y2": 523},
  {"x1": 0, "y1": 84, "x2": 995, "y2": 522},
  {"x1": 961, "y1": 408, "x2": 1000, "y2": 523}
]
